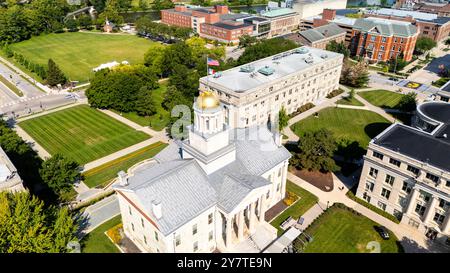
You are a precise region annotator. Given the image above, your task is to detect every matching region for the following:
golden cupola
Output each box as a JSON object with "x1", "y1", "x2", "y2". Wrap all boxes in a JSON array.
[{"x1": 197, "y1": 91, "x2": 220, "y2": 110}]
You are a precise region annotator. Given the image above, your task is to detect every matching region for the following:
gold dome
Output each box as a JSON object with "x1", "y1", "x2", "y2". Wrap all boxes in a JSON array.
[{"x1": 197, "y1": 91, "x2": 219, "y2": 110}]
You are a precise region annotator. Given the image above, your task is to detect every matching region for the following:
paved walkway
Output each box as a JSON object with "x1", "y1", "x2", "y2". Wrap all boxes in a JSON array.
[
  {"x1": 13, "y1": 124, "x2": 51, "y2": 159},
  {"x1": 80, "y1": 194, "x2": 120, "y2": 234},
  {"x1": 288, "y1": 172, "x2": 447, "y2": 253}
]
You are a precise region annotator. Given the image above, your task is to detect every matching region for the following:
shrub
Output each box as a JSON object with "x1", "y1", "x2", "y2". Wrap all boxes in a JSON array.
[
  {"x1": 106, "y1": 223, "x2": 123, "y2": 244},
  {"x1": 326, "y1": 89, "x2": 344, "y2": 99},
  {"x1": 346, "y1": 191, "x2": 400, "y2": 223},
  {"x1": 290, "y1": 103, "x2": 315, "y2": 118},
  {"x1": 283, "y1": 191, "x2": 298, "y2": 206}
]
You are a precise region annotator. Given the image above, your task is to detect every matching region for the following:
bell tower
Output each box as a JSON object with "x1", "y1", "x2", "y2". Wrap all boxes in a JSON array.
[{"x1": 182, "y1": 92, "x2": 236, "y2": 174}]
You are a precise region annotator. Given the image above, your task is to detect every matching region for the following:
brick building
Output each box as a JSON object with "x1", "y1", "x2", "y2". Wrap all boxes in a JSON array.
[
  {"x1": 351, "y1": 17, "x2": 418, "y2": 62},
  {"x1": 284, "y1": 23, "x2": 346, "y2": 49},
  {"x1": 365, "y1": 8, "x2": 450, "y2": 42}
]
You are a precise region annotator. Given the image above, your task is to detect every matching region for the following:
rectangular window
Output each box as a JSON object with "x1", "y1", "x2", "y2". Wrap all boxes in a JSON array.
[
  {"x1": 175, "y1": 235, "x2": 181, "y2": 246},
  {"x1": 193, "y1": 241, "x2": 198, "y2": 252},
  {"x1": 208, "y1": 213, "x2": 213, "y2": 225},
  {"x1": 402, "y1": 182, "x2": 412, "y2": 194},
  {"x1": 385, "y1": 174, "x2": 395, "y2": 186},
  {"x1": 389, "y1": 158, "x2": 401, "y2": 167},
  {"x1": 365, "y1": 181, "x2": 374, "y2": 192},
  {"x1": 373, "y1": 151, "x2": 383, "y2": 160},
  {"x1": 407, "y1": 165, "x2": 419, "y2": 176},
  {"x1": 370, "y1": 36, "x2": 376, "y2": 41},
  {"x1": 415, "y1": 204, "x2": 426, "y2": 216},
  {"x1": 209, "y1": 231, "x2": 213, "y2": 241},
  {"x1": 369, "y1": 167, "x2": 378, "y2": 178},
  {"x1": 398, "y1": 196, "x2": 407, "y2": 207},
  {"x1": 381, "y1": 188, "x2": 391, "y2": 199},
  {"x1": 131, "y1": 223, "x2": 135, "y2": 231},
  {"x1": 154, "y1": 231, "x2": 159, "y2": 241},
  {"x1": 377, "y1": 201, "x2": 387, "y2": 211},
  {"x1": 382, "y1": 37, "x2": 387, "y2": 42},
  {"x1": 129, "y1": 206, "x2": 132, "y2": 216},
  {"x1": 141, "y1": 218, "x2": 145, "y2": 228},
  {"x1": 446, "y1": 180, "x2": 450, "y2": 187},
  {"x1": 192, "y1": 224, "x2": 197, "y2": 235},
  {"x1": 266, "y1": 191, "x2": 270, "y2": 199},
  {"x1": 144, "y1": 235, "x2": 147, "y2": 245},
  {"x1": 433, "y1": 213, "x2": 445, "y2": 224},
  {"x1": 426, "y1": 173, "x2": 439, "y2": 183}
]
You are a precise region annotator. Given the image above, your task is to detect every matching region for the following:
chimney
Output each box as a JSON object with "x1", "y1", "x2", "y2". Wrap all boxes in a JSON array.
[
  {"x1": 117, "y1": 170, "x2": 128, "y2": 186},
  {"x1": 215, "y1": 5, "x2": 229, "y2": 14},
  {"x1": 175, "y1": 5, "x2": 187, "y2": 12},
  {"x1": 322, "y1": 9, "x2": 336, "y2": 21},
  {"x1": 152, "y1": 200, "x2": 162, "y2": 220}
]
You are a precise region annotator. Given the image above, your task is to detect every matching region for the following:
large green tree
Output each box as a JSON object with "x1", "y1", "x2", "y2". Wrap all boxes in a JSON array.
[
  {"x1": 290, "y1": 129, "x2": 339, "y2": 173},
  {"x1": 415, "y1": 37, "x2": 436, "y2": 54},
  {"x1": 161, "y1": 42, "x2": 194, "y2": 76},
  {"x1": 237, "y1": 38, "x2": 297, "y2": 65},
  {"x1": 278, "y1": 106, "x2": 289, "y2": 132},
  {"x1": 340, "y1": 60, "x2": 369, "y2": 88},
  {"x1": 326, "y1": 40, "x2": 350, "y2": 58},
  {"x1": 0, "y1": 191, "x2": 78, "y2": 253},
  {"x1": 46, "y1": 59, "x2": 67, "y2": 86},
  {"x1": 396, "y1": 92, "x2": 417, "y2": 112},
  {"x1": 39, "y1": 154, "x2": 80, "y2": 194}
]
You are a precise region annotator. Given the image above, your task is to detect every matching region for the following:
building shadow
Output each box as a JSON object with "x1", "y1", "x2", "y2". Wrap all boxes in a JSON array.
[{"x1": 364, "y1": 122, "x2": 391, "y2": 139}]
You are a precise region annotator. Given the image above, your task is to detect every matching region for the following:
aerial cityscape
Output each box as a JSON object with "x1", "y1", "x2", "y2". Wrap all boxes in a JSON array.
[{"x1": 0, "y1": 0, "x2": 449, "y2": 260}]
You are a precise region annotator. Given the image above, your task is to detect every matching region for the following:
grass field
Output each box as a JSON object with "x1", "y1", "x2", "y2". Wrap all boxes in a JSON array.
[
  {"x1": 358, "y1": 89, "x2": 405, "y2": 109},
  {"x1": 297, "y1": 205, "x2": 402, "y2": 253},
  {"x1": 336, "y1": 96, "x2": 364, "y2": 106},
  {"x1": 111, "y1": 82, "x2": 170, "y2": 131},
  {"x1": 19, "y1": 105, "x2": 150, "y2": 164},
  {"x1": 0, "y1": 75, "x2": 23, "y2": 96},
  {"x1": 9, "y1": 32, "x2": 155, "y2": 82},
  {"x1": 83, "y1": 142, "x2": 168, "y2": 188},
  {"x1": 291, "y1": 108, "x2": 391, "y2": 149},
  {"x1": 82, "y1": 215, "x2": 121, "y2": 253},
  {"x1": 270, "y1": 181, "x2": 318, "y2": 235}
]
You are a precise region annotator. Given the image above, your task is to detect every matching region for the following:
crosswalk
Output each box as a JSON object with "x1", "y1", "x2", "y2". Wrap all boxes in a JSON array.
[{"x1": 0, "y1": 94, "x2": 50, "y2": 108}]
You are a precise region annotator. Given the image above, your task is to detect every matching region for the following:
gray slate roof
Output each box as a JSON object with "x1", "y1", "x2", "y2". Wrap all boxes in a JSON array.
[
  {"x1": 299, "y1": 23, "x2": 346, "y2": 43},
  {"x1": 117, "y1": 127, "x2": 291, "y2": 235},
  {"x1": 353, "y1": 18, "x2": 418, "y2": 37}
]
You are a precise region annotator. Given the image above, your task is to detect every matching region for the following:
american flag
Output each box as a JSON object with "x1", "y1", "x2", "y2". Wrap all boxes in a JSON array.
[{"x1": 207, "y1": 57, "x2": 220, "y2": 66}]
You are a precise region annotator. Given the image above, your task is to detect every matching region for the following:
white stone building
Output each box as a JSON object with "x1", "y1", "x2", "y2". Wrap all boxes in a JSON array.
[
  {"x1": 356, "y1": 102, "x2": 450, "y2": 247},
  {"x1": 113, "y1": 92, "x2": 291, "y2": 253},
  {"x1": 199, "y1": 46, "x2": 343, "y2": 129},
  {"x1": 0, "y1": 146, "x2": 25, "y2": 192}
]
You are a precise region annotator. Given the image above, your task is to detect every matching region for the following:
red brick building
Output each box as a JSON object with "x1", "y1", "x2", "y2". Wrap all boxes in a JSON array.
[
  {"x1": 351, "y1": 18, "x2": 418, "y2": 62},
  {"x1": 161, "y1": 5, "x2": 254, "y2": 44}
]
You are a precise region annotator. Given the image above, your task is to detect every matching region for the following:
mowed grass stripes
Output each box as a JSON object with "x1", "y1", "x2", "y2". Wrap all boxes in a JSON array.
[
  {"x1": 19, "y1": 105, "x2": 150, "y2": 164},
  {"x1": 358, "y1": 89, "x2": 405, "y2": 109}
]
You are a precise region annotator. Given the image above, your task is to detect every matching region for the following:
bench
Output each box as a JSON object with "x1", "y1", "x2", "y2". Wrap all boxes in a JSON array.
[{"x1": 280, "y1": 216, "x2": 294, "y2": 230}]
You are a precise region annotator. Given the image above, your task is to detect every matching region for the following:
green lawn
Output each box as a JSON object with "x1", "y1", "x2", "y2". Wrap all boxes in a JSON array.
[
  {"x1": 298, "y1": 205, "x2": 402, "y2": 253},
  {"x1": 83, "y1": 141, "x2": 168, "y2": 188},
  {"x1": 358, "y1": 89, "x2": 405, "y2": 109},
  {"x1": 336, "y1": 96, "x2": 364, "y2": 106},
  {"x1": 0, "y1": 75, "x2": 23, "y2": 96},
  {"x1": 270, "y1": 181, "x2": 318, "y2": 235},
  {"x1": 291, "y1": 107, "x2": 391, "y2": 149},
  {"x1": 111, "y1": 82, "x2": 170, "y2": 131},
  {"x1": 19, "y1": 105, "x2": 150, "y2": 164},
  {"x1": 82, "y1": 215, "x2": 121, "y2": 253},
  {"x1": 9, "y1": 32, "x2": 155, "y2": 83}
]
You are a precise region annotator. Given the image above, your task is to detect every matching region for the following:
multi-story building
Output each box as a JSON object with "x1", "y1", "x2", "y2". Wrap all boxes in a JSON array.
[
  {"x1": 365, "y1": 8, "x2": 450, "y2": 42},
  {"x1": 113, "y1": 92, "x2": 291, "y2": 253},
  {"x1": 291, "y1": 0, "x2": 347, "y2": 19},
  {"x1": 285, "y1": 23, "x2": 346, "y2": 49},
  {"x1": 351, "y1": 17, "x2": 419, "y2": 62},
  {"x1": 0, "y1": 146, "x2": 25, "y2": 192},
  {"x1": 414, "y1": 2, "x2": 450, "y2": 17},
  {"x1": 438, "y1": 80, "x2": 450, "y2": 102},
  {"x1": 260, "y1": 8, "x2": 301, "y2": 38},
  {"x1": 356, "y1": 101, "x2": 450, "y2": 246},
  {"x1": 301, "y1": 9, "x2": 358, "y2": 46},
  {"x1": 199, "y1": 46, "x2": 343, "y2": 129}
]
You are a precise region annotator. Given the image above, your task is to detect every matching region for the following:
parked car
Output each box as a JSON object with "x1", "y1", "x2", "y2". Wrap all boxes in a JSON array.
[
  {"x1": 375, "y1": 226, "x2": 390, "y2": 240},
  {"x1": 389, "y1": 77, "x2": 399, "y2": 82}
]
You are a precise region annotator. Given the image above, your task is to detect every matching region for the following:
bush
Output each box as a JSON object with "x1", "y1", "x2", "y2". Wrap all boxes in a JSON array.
[
  {"x1": 346, "y1": 190, "x2": 401, "y2": 223},
  {"x1": 106, "y1": 223, "x2": 123, "y2": 244},
  {"x1": 326, "y1": 89, "x2": 344, "y2": 99},
  {"x1": 283, "y1": 191, "x2": 298, "y2": 206},
  {"x1": 290, "y1": 103, "x2": 315, "y2": 118}
]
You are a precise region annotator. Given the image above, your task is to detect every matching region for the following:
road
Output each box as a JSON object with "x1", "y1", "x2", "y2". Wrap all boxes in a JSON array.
[
  {"x1": 80, "y1": 194, "x2": 120, "y2": 234},
  {"x1": 0, "y1": 60, "x2": 43, "y2": 98}
]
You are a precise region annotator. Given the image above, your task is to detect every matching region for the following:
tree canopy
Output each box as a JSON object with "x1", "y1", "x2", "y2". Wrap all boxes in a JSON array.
[
  {"x1": 46, "y1": 59, "x2": 67, "y2": 86},
  {"x1": 340, "y1": 60, "x2": 369, "y2": 88},
  {"x1": 0, "y1": 191, "x2": 78, "y2": 253},
  {"x1": 326, "y1": 41, "x2": 350, "y2": 58},
  {"x1": 39, "y1": 154, "x2": 80, "y2": 194},
  {"x1": 278, "y1": 106, "x2": 289, "y2": 132},
  {"x1": 414, "y1": 37, "x2": 437, "y2": 54},
  {"x1": 237, "y1": 38, "x2": 298, "y2": 65},
  {"x1": 396, "y1": 92, "x2": 417, "y2": 112},
  {"x1": 290, "y1": 129, "x2": 339, "y2": 173}
]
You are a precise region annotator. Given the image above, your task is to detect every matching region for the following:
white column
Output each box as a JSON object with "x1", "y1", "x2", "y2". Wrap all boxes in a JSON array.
[
  {"x1": 237, "y1": 210, "x2": 244, "y2": 241},
  {"x1": 424, "y1": 196, "x2": 439, "y2": 224},
  {"x1": 405, "y1": 188, "x2": 420, "y2": 216},
  {"x1": 225, "y1": 216, "x2": 232, "y2": 247},
  {"x1": 249, "y1": 201, "x2": 257, "y2": 233},
  {"x1": 442, "y1": 210, "x2": 450, "y2": 234}
]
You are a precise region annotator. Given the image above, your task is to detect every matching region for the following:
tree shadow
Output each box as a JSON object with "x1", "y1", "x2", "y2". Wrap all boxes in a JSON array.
[{"x1": 364, "y1": 122, "x2": 392, "y2": 139}]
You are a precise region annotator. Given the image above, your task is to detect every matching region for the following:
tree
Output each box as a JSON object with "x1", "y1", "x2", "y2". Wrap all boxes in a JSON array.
[
  {"x1": 445, "y1": 38, "x2": 450, "y2": 46},
  {"x1": 278, "y1": 106, "x2": 289, "y2": 132},
  {"x1": 396, "y1": 92, "x2": 417, "y2": 112},
  {"x1": 415, "y1": 37, "x2": 437, "y2": 54},
  {"x1": 238, "y1": 34, "x2": 257, "y2": 48},
  {"x1": 152, "y1": 0, "x2": 174, "y2": 11},
  {"x1": 144, "y1": 43, "x2": 166, "y2": 76},
  {"x1": 39, "y1": 154, "x2": 80, "y2": 194},
  {"x1": 237, "y1": 38, "x2": 297, "y2": 65},
  {"x1": 326, "y1": 40, "x2": 350, "y2": 58},
  {"x1": 138, "y1": 0, "x2": 148, "y2": 10},
  {"x1": 46, "y1": 59, "x2": 67, "y2": 86},
  {"x1": 97, "y1": 0, "x2": 124, "y2": 25},
  {"x1": 135, "y1": 86, "x2": 156, "y2": 116},
  {"x1": 161, "y1": 42, "x2": 194, "y2": 76},
  {"x1": 349, "y1": 88, "x2": 355, "y2": 99},
  {"x1": 0, "y1": 191, "x2": 78, "y2": 253},
  {"x1": 65, "y1": 18, "x2": 78, "y2": 32},
  {"x1": 78, "y1": 14, "x2": 93, "y2": 30},
  {"x1": 290, "y1": 129, "x2": 339, "y2": 173},
  {"x1": 340, "y1": 60, "x2": 369, "y2": 88},
  {"x1": 168, "y1": 64, "x2": 199, "y2": 98},
  {"x1": 388, "y1": 55, "x2": 408, "y2": 73}
]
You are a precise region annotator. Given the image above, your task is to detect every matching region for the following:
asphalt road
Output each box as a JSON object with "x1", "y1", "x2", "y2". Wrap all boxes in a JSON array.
[
  {"x1": 80, "y1": 194, "x2": 120, "y2": 234},
  {"x1": 0, "y1": 61, "x2": 42, "y2": 98}
]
